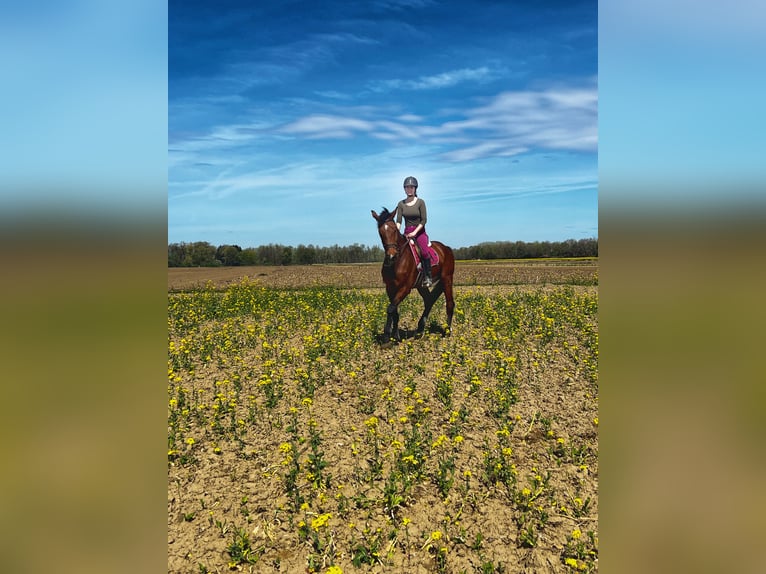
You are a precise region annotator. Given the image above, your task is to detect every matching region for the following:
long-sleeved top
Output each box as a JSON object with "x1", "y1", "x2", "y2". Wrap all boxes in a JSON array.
[{"x1": 395, "y1": 198, "x2": 427, "y2": 228}]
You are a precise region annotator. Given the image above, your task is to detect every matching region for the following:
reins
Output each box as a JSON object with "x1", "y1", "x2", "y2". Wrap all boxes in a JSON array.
[{"x1": 380, "y1": 223, "x2": 409, "y2": 267}]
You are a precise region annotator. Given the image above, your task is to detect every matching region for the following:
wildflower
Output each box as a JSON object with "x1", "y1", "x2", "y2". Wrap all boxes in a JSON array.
[
  {"x1": 300, "y1": 502, "x2": 309, "y2": 511},
  {"x1": 431, "y1": 530, "x2": 442, "y2": 540},
  {"x1": 311, "y1": 513, "x2": 331, "y2": 531},
  {"x1": 432, "y1": 434, "x2": 448, "y2": 449},
  {"x1": 463, "y1": 469, "x2": 472, "y2": 478},
  {"x1": 302, "y1": 397, "x2": 313, "y2": 407},
  {"x1": 502, "y1": 447, "x2": 513, "y2": 457},
  {"x1": 572, "y1": 528, "x2": 582, "y2": 540},
  {"x1": 453, "y1": 435, "x2": 464, "y2": 444},
  {"x1": 326, "y1": 566, "x2": 343, "y2": 574},
  {"x1": 565, "y1": 557, "x2": 578, "y2": 568},
  {"x1": 402, "y1": 517, "x2": 411, "y2": 526},
  {"x1": 279, "y1": 442, "x2": 292, "y2": 454},
  {"x1": 185, "y1": 437, "x2": 195, "y2": 446},
  {"x1": 364, "y1": 416, "x2": 378, "y2": 429}
]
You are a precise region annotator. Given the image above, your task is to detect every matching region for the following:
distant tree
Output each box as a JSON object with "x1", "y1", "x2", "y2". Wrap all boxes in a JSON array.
[
  {"x1": 168, "y1": 238, "x2": 596, "y2": 266},
  {"x1": 188, "y1": 241, "x2": 217, "y2": 266},
  {"x1": 281, "y1": 246, "x2": 293, "y2": 265},
  {"x1": 216, "y1": 244, "x2": 242, "y2": 266},
  {"x1": 239, "y1": 247, "x2": 260, "y2": 265},
  {"x1": 168, "y1": 243, "x2": 186, "y2": 267},
  {"x1": 295, "y1": 244, "x2": 317, "y2": 265}
]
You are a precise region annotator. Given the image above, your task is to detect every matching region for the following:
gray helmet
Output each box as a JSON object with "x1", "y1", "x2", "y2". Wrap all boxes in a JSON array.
[{"x1": 403, "y1": 176, "x2": 418, "y2": 188}]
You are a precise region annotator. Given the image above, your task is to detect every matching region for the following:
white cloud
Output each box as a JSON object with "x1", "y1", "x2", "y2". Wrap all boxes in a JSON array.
[
  {"x1": 371, "y1": 66, "x2": 499, "y2": 92},
  {"x1": 280, "y1": 114, "x2": 375, "y2": 138},
  {"x1": 176, "y1": 83, "x2": 597, "y2": 165}
]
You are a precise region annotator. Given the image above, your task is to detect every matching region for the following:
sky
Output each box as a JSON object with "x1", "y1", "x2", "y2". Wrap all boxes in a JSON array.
[{"x1": 168, "y1": 0, "x2": 597, "y2": 249}]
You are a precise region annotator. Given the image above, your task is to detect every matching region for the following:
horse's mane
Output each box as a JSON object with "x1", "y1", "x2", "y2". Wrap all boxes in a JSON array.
[{"x1": 376, "y1": 207, "x2": 393, "y2": 225}]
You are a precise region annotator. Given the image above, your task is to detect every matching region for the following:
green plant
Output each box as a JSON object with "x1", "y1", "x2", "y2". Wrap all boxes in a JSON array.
[{"x1": 226, "y1": 527, "x2": 260, "y2": 567}]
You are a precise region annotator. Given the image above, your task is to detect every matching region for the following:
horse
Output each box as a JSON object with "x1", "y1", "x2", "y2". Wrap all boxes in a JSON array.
[{"x1": 371, "y1": 208, "x2": 455, "y2": 345}]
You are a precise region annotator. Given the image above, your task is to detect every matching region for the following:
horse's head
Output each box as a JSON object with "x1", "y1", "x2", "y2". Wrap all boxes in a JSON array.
[{"x1": 371, "y1": 208, "x2": 400, "y2": 265}]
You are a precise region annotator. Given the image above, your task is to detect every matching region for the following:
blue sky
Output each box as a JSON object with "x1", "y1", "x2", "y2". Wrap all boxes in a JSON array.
[{"x1": 169, "y1": 0, "x2": 597, "y2": 249}]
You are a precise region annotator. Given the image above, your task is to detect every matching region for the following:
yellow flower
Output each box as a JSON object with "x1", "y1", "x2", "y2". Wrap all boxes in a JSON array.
[
  {"x1": 453, "y1": 435, "x2": 464, "y2": 444},
  {"x1": 364, "y1": 416, "x2": 378, "y2": 429},
  {"x1": 185, "y1": 437, "x2": 195, "y2": 446},
  {"x1": 565, "y1": 557, "x2": 578, "y2": 568},
  {"x1": 572, "y1": 528, "x2": 582, "y2": 540},
  {"x1": 311, "y1": 513, "x2": 331, "y2": 531},
  {"x1": 326, "y1": 567, "x2": 343, "y2": 574},
  {"x1": 431, "y1": 530, "x2": 442, "y2": 540},
  {"x1": 402, "y1": 517, "x2": 411, "y2": 526}
]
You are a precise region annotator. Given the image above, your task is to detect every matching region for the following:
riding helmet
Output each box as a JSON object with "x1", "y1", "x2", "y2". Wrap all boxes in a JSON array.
[{"x1": 403, "y1": 176, "x2": 418, "y2": 188}]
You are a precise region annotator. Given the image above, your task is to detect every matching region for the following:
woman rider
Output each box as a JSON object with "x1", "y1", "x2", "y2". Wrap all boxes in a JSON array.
[{"x1": 394, "y1": 176, "x2": 434, "y2": 287}]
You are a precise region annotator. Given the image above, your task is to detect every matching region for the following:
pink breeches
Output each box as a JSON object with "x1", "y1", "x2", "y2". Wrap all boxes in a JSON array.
[{"x1": 405, "y1": 226, "x2": 433, "y2": 261}]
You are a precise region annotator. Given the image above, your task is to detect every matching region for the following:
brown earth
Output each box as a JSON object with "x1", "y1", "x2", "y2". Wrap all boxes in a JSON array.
[
  {"x1": 168, "y1": 261, "x2": 598, "y2": 573},
  {"x1": 168, "y1": 260, "x2": 598, "y2": 291}
]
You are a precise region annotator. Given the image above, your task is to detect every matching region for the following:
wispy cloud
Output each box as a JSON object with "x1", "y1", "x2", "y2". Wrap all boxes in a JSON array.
[
  {"x1": 280, "y1": 115, "x2": 375, "y2": 138},
  {"x1": 370, "y1": 66, "x2": 501, "y2": 92},
  {"x1": 274, "y1": 82, "x2": 597, "y2": 160}
]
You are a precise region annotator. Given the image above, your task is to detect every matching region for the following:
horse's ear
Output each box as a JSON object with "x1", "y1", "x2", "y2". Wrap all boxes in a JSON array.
[
  {"x1": 371, "y1": 210, "x2": 379, "y2": 220},
  {"x1": 386, "y1": 209, "x2": 395, "y2": 221}
]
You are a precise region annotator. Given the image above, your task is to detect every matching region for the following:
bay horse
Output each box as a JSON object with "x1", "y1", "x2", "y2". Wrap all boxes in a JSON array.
[{"x1": 371, "y1": 208, "x2": 455, "y2": 345}]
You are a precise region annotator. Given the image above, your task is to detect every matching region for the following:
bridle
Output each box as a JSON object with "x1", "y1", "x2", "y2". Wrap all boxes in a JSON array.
[{"x1": 379, "y1": 221, "x2": 405, "y2": 265}]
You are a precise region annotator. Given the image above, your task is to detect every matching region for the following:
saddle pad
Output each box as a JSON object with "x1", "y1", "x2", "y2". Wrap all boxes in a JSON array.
[{"x1": 409, "y1": 241, "x2": 439, "y2": 267}]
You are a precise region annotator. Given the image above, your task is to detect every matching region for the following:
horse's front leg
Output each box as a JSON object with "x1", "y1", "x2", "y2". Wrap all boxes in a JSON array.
[
  {"x1": 383, "y1": 302, "x2": 400, "y2": 343},
  {"x1": 382, "y1": 286, "x2": 411, "y2": 344}
]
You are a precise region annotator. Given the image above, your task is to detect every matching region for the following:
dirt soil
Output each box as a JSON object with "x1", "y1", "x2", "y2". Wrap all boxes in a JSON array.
[
  {"x1": 168, "y1": 261, "x2": 598, "y2": 573},
  {"x1": 168, "y1": 261, "x2": 597, "y2": 291}
]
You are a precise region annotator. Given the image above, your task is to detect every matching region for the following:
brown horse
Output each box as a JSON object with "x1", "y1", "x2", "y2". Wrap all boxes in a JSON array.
[{"x1": 371, "y1": 208, "x2": 455, "y2": 344}]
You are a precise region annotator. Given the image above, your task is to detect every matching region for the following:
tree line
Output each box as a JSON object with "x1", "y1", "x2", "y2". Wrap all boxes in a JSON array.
[{"x1": 168, "y1": 238, "x2": 597, "y2": 267}]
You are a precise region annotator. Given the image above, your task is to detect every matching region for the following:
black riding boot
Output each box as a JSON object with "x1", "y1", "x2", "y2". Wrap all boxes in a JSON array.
[{"x1": 421, "y1": 257, "x2": 433, "y2": 287}]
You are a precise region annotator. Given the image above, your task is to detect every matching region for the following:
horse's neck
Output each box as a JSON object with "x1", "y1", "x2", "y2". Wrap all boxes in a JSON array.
[{"x1": 396, "y1": 234, "x2": 415, "y2": 267}]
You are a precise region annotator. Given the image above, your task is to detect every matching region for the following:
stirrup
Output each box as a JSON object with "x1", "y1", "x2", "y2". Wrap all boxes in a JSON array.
[{"x1": 422, "y1": 275, "x2": 433, "y2": 288}]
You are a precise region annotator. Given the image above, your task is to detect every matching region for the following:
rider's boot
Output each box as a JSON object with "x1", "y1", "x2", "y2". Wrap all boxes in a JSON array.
[{"x1": 421, "y1": 257, "x2": 433, "y2": 288}]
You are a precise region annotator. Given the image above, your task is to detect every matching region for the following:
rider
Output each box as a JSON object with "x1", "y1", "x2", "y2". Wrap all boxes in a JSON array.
[{"x1": 395, "y1": 176, "x2": 434, "y2": 288}]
